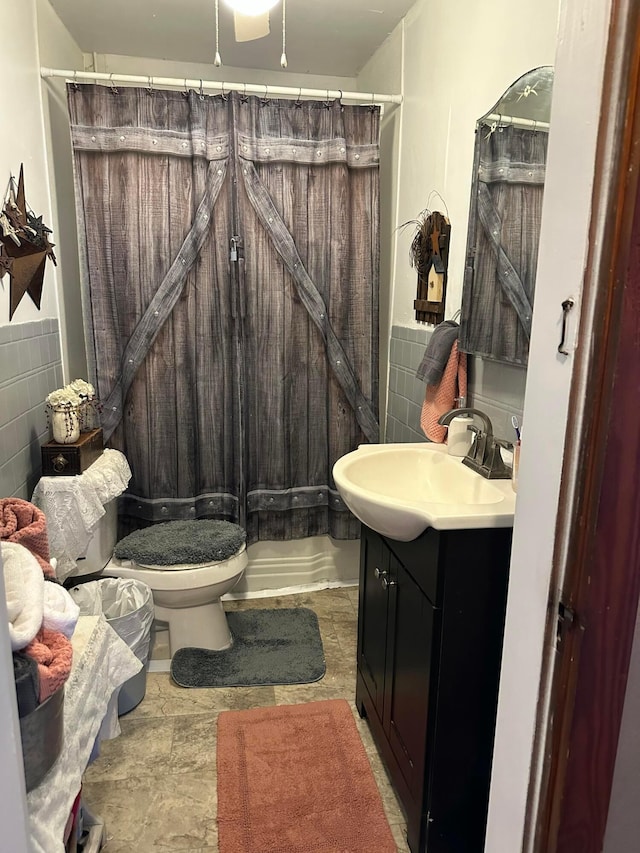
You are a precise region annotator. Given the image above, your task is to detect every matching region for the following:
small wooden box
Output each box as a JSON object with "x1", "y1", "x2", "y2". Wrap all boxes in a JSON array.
[{"x1": 41, "y1": 428, "x2": 104, "y2": 476}]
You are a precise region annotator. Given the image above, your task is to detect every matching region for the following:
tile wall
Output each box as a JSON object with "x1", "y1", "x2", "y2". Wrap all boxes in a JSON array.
[
  {"x1": 386, "y1": 325, "x2": 431, "y2": 442},
  {"x1": 385, "y1": 324, "x2": 527, "y2": 445},
  {"x1": 0, "y1": 319, "x2": 63, "y2": 499}
]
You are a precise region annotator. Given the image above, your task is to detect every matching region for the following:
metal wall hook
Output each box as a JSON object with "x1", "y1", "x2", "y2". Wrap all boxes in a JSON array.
[{"x1": 558, "y1": 297, "x2": 575, "y2": 355}]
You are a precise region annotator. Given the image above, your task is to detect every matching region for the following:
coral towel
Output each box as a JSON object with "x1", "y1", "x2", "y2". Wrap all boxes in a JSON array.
[
  {"x1": 420, "y1": 340, "x2": 468, "y2": 443},
  {"x1": 24, "y1": 628, "x2": 73, "y2": 702},
  {"x1": 1, "y1": 542, "x2": 45, "y2": 651},
  {"x1": 0, "y1": 498, "x2": 54, "y2": 578}
]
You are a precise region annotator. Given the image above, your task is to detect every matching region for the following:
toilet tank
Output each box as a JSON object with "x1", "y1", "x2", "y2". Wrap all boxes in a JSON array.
[{"x1": 75, "y1": 498, "x2": 119, "y2": 575}]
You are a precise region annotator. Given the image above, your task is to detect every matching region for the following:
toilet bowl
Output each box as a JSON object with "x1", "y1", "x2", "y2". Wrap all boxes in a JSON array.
[
  {"x1": 105, "y1": 550, "x2": 246, "y2": 653},
  {"x1": 78, "y1": 500, "x2": 247, "y2": 655}
]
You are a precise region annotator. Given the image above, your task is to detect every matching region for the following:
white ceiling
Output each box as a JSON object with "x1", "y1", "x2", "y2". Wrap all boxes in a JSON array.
[{"x1": 48, "y1": 0, "x2": 415, "y2": 79}]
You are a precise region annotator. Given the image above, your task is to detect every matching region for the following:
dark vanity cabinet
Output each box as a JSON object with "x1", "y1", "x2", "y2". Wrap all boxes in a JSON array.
[{"x1": 356, "y1": 523, "x2": 512, "y2": 853}]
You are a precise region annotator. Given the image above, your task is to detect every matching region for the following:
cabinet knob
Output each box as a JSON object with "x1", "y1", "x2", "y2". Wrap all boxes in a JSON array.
[
  {"x1": 381, "y1": 577, "x2": 396, "y2": 590},
  {"x1": 374, "y1": 567, "x2": 387, "y2": 579}
]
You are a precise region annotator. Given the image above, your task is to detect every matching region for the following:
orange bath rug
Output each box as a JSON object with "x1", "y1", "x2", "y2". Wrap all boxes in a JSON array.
[{"x1": 216, "y1": 698, "x2": 397, "y2": 853}]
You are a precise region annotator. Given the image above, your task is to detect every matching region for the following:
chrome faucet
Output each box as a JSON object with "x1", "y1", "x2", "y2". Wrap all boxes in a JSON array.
[{"x1": 438, "y1": 407, "x2": 512, "y2": 479}]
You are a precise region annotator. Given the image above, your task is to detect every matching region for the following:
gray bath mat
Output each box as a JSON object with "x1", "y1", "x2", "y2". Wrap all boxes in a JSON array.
[{"x1": 170, "y1": 607, "x2": 325, "y2": 688}]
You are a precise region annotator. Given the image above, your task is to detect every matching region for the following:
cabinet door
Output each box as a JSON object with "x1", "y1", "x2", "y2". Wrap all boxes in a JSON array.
[
  {"x1": 384, "y1": 552, "x2": 436, "y2": 801},
  {"x1": 358, "y1": 528, "x2": 390, "y2": 718}
]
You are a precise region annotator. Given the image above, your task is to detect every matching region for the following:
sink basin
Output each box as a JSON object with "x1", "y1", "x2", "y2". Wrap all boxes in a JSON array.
[{"x1": 333, "y1": 443, "x2": 516, "y2": 541}]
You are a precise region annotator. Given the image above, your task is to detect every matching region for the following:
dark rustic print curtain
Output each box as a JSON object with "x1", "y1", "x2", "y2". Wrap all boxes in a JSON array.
[
  {"x1": 67, "y1": 85, "x2": 379, "y2": 541},
  {"x1": 459, "y1": 124, "x2": 548, "y2": 365}
]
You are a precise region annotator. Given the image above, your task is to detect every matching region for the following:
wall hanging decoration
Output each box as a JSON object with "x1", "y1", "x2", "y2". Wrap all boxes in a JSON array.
[
  {"x1": 0, "y1": 165, "x2": 56, "y2": 320},
  {"x1": 404, "y1": 208, "x2": 451, "y2": 325}
]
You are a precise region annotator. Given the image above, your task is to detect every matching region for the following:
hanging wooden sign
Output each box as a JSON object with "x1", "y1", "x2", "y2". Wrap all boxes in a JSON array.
[{"x1": 408, "y1": 210, "x2": 451, "y2": 325}]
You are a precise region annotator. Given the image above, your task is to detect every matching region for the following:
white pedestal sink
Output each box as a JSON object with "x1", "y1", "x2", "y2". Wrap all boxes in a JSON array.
[{"x1": 333, "y1": 442, "x2": 516, "y2": 541}]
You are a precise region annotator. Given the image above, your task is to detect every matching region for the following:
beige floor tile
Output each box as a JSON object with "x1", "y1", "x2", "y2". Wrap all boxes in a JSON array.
[
  {"x1": 84, "y1": 716, "x2": 175, "y2": 782},
  {"x1": 87, "y1": 587, "x2": 407, "y2": 852}
]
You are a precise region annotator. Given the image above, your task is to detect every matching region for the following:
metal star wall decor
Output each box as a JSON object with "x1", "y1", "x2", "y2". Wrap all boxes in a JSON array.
[{"x1": 1, "y1": 165, "x2": 56, "y2": 319}]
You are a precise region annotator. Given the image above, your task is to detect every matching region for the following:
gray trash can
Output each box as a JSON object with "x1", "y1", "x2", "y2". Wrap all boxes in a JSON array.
[{"x1": 70, "y1": 578, "x2": 154, "y2": 715}]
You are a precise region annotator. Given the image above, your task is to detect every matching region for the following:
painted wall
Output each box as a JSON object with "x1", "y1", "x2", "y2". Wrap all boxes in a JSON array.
[
  {"x1": 388, "y1": 0, "x2": 559, "y2": 327},
  {"x1": 37, "y1": 0, "x2": 87, "y2": 381},
  {"x1": 91, "y1": 53, "x2": 356, "y2": 95},
  {"x1": 0, "y1": 5, "x2": 53, "y2": 846},
  {"x1": 0, "y1": 1, "x2": 89, "y2": 502},
  {"x1": 0, "y1": 2, "x2": 60, "y2": 326},
  {"x1": 359, "y1": 0, "x2": 558, "y2": 442}
]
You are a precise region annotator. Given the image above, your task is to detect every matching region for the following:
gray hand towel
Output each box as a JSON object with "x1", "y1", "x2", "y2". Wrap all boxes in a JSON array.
[{"x1": 416, "y1": 321, "x2": 460, "y2": 385}]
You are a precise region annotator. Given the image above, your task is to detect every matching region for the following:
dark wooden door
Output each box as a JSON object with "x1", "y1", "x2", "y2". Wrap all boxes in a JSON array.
[
  {"x1": 384, "y1": 552, "x2": 436, "y2": 801},
  {"x1": 358, "y1": 528, "x2": 390, "y2": 718}
]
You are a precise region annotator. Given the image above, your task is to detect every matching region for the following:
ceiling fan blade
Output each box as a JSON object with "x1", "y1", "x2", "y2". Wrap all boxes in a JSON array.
[{"x1": 234, "y1": 11, "x2": 270, "y2": 42}]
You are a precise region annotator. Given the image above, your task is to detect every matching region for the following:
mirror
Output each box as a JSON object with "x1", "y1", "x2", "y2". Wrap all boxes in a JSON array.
[{"x1": 459, "y1": 67, "x2": 554, "y2": 366}]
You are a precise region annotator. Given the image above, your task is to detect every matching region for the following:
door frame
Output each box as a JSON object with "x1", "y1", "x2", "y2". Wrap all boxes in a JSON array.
[{"x1": 527, "y1": 0, "x2": 640, "y2": 848}]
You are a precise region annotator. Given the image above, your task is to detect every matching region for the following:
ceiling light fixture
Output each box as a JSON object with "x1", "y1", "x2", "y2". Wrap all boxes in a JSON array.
[
  {"x1": 215, "y1": 0, "x2": 288, "y2": 70},
  {"x1": 225, "y1": 0, "x2": 279, "y2": 15}
]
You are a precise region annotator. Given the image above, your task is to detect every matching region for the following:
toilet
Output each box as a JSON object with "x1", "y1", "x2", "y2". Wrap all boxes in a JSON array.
[{"x1": 78, "y1": 499, "x2": 247, "y2": 655}]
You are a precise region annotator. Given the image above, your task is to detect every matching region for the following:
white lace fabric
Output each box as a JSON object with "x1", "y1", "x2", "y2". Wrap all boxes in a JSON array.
[
  {"x1": 27, "y1": 615, "x2": 142, "y2": 853},
  {"x1": 32, "y1": 450, "x2": 132, "y2": 580}
]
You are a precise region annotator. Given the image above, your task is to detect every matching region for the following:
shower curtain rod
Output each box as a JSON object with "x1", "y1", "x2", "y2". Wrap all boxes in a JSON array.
[
  {"x1": 40, "y1": 67, "x2": 403, "y2": 106},
  {"x1": 482, "y1": 112, "x2": 550, "y2": 131}
]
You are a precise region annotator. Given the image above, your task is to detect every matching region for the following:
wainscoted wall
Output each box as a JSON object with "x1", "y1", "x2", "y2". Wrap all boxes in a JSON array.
[
  {"x1": 386, "y1": 325, "x2": 430, "y2": 442},
  {"x1": 385, "y1": 324, "x2": 527, "y2": 445},
  {"x1": 0, "y1": 319, "x2": 63, "y2": 499},
  {"x1": 467, "y1": 357, "x2": 527, "y2": 441}
]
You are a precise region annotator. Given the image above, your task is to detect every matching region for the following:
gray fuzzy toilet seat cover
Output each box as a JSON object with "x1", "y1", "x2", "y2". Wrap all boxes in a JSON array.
[{"x1": 114, "y1": 520, "x2": 246, "y2": 566}]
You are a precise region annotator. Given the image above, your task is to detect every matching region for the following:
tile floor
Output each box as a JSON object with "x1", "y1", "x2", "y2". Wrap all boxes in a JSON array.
[{"x1": 83, "y1": 587, "x2": 410, "y2": 852}]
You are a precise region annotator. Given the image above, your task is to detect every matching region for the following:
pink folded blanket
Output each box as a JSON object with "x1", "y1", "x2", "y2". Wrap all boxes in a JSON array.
[
  {"x1": 0, "y1": 498, "x2": 54, "y2": 578},
  {"x1": 420, "y1": 340, "x2": 468, "y2": 443},
  {"x1": 24, "y1": 628, "x2": 73, "y2": 702}
]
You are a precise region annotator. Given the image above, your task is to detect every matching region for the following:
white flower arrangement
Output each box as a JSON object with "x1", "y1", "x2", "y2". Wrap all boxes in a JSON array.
[
  {"x1": 68, "y1": 378, "x2": 95, "y2": 399},
  {"x1": 46, "y1": 387, "x2": 82, "y2": 409},
  {"x1": 45, "y1": 379, "x2": 102, "y2": 438}
]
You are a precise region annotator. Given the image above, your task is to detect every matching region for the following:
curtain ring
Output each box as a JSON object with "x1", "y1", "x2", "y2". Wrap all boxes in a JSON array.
[
  {"x1": 369, "y1": 91, "x2": 377, "y2": 112},
  {"x1": 533, "y1": 119, "x2": 538, "y2": 134},
  {"x1": 261, "y1": 84, "x2": 269, "y2": 105},
  {"x1": 147, "y1": 75, "x2": 154, "y2": 94},
  {"x1": 240, "y1": 82, "x2": 249, "y2": 103},
  {"x1": 324, "y1": 89, "x2": 331, "y2": 109},
  {"x1": 72, "y1": 70, "x2": 79, "y2": 89},
  {"x1": 294, "y1": 87, "x2": 303, "y2": 108},
  {"x1": 109, "y1": 73, "x2": 118, "y2": 95},
  {"x1": 220, "y1": 82, "x2": 228, "y2": 101},
  {"x1": 199, "y1": 79, "x2": 205, "y2": 100},
  {"x1": 183, "y1": 77, "x2": 189, "y2": 98}
]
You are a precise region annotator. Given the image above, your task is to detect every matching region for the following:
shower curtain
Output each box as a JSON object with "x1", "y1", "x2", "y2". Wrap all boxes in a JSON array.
[{"x1": 67, "y1": 85, "x2": 379, "y2": 542}]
